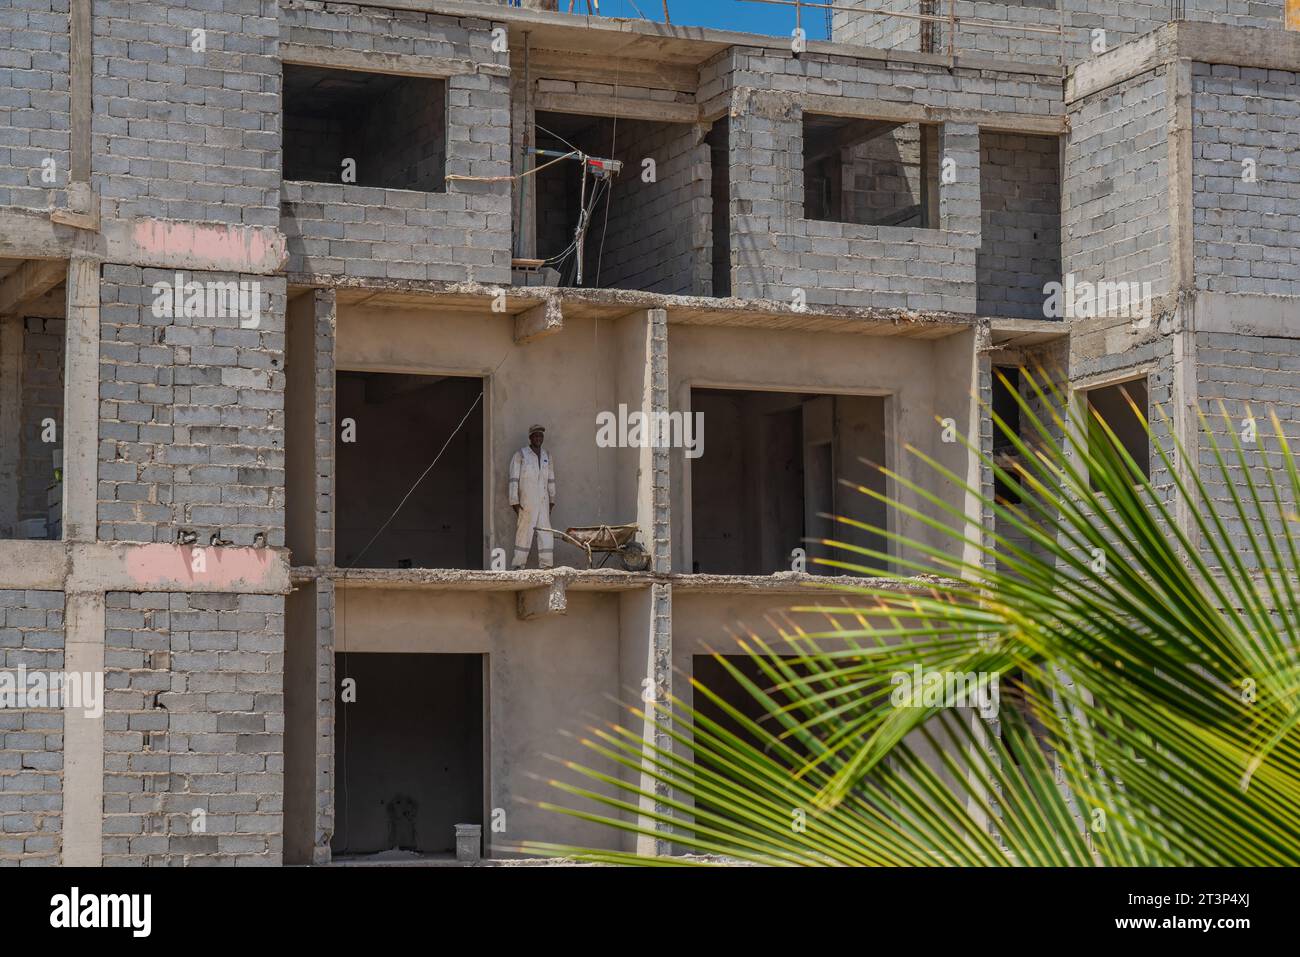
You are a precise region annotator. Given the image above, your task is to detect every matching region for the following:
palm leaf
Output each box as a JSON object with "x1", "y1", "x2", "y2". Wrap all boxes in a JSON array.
[{"x1": 529, "y1": 366, "x2": 1300, "y2": 865}]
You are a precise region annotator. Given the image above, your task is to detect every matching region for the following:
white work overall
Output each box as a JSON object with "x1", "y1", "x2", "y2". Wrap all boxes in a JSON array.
[{"x1": 509, "y1": 445, "x2": 556, "y2": 568}]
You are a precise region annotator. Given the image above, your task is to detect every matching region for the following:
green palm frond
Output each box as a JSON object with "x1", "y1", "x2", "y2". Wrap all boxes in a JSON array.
[{"x1": 529, "y1": 367, "x2": 1300, "y2": 865}]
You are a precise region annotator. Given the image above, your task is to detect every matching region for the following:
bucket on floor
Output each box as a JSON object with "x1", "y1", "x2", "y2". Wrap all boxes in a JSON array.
[{"x1": 454, "y1": 824, "x2": 482, "y2": 863}]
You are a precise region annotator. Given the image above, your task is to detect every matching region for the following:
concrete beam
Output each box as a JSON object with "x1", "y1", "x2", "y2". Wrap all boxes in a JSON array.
[
  {"x1": 0, "y1": 540, "x2": 67, "y2": 589},
  {"x1": 1068, "y1": 22, "x2": 1300, "y2": 104},
  {"x1": 1191, "y1": 291, "x2": 1300, "y2": 340},
  {"x1": 531, "y1": 90, "x2": 699, "y2": 124},
  {"x1": 0, "y1": 541, "x2": 293, "y2": 594},
  {"x1": 0, "y1": 211, "x2": 287, "y2": 275},
  {"x1": 105, "y1": 219, "x2": 287, "y2": 275},
  {"x1": 66, "y1": 543, "x2": 293, "y2": 594},
  {"x1": 796, "y1": 92, "x2": 1066, "y2": 136},
  {"x1": 280, "y1": 43, "x2": 479, "y2": 77},
  {"x1": 513, "y1": 297, "x2": 563, "y2": 344},
  {"x1": 0, "y1": 259, "x2": 64, "y2": 316},
  {"x1": 516, "y1": 577, "x2": 567, "y2": 619}
]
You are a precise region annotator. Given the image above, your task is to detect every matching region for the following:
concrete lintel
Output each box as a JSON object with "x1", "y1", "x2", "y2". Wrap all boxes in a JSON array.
[
  {"x1": 516, "y1": 577, "x2": 567, "y2": 620},
  {"x1": 1069, "y1": 22, "x2": 1300, "y2": 104},
  {"x1": 530, "y1": 90, "x2": 699, "y2": 124},
  {"x1": 1067, "y1": 27, "x2": 1169, "y2": 103},
  {"x1": 66, "y1": 542, "x2": 293, "y2": 594},
  {"x1": 0, "y1": 540, "x2": 68, "y2": 589},
  {"x1": 797, "y1": 92, "x2": 1065, "y2": 136},
  {"x1": 513, "y1": 297, "x2": 563, "y2": 344},
  {"x1": 105, "y1": 218, "x2": 287, "y2": 275},
  {"x1": 668, "y1": 571, "x2": 958, "y2": 595},
  {"x1": 988, "y1": 317, "x2": 1070, "y2": 349},
  {"x1": 280, "y1": 42, "x2": 480, "y2": 78},
  {"x1": 0, "y1": 208, "x2": 93, "y2": 261},
  {"x1": 0, "y1": 210, "x2": 287, "y2": 275},
  {"x1": 1190, "y1": 292, "x2": 1300, "y2": 341},
  {"x1": 328, "y1": 565, "x2": 653, "y2": 592}
]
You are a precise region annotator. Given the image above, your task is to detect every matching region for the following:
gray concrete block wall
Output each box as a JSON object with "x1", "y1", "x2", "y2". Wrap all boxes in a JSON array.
[
  {"x1": 728, "y1": 86, "x2": 980, "y2": 310},
  {"x1": 281, "y1": 177, "x2": 511, "y2": 283},
  {"x1": 978, "y1": 131, "x2": 1061, "y2": 318},
  {"x1": 1195, "y1": 331, "x2": 1300, "y2": 565},
  {"x1": 703, "y1": 44, "x2": 1056, "y2": 309},
  {"x1": 834, "y1": 1, "x2": 1285, "y2": 66},
  {"x1": 0, "y1": 0, "x2": 71, "y2": 211},
  {"x1": 0, "y1": 589, "x2": 64, "y2": 866},
  {"x1": 600, "y1": 120, "x2": 712, "y2": 296},
  {"x1": 97, "y1": 265, "x2": 287, "y2": 545},
  {"x1": 705, "y1": 44, "x2": 1062, "y2": 118},
  {"x1": 1063, "y1": 67, "x2": 1170, "y2": 300},
  {"x1": 19, "y1": 317, "x2": 64, "y2": 538},
  {"x1": 279, "y1": 3, "x2": 512, "y2": 284},
  {"x1": 280, "y1": 0, "x2": 490, "y2": 59},
  {"x1": 832, "y1": 0, "x2": 922, "y2": 51},
  {"x1": 1192, "y1": 62, "x2": 1300, "y2": 297},
  {"x1": 90, "y1": 0, "x2": 281, "y2": 227},
  {"x1": 102, "y1": 590, "x2": 284, "y2": 866}
]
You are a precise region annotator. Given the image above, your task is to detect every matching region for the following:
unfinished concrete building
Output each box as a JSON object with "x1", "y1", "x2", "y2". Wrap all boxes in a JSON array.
[{"x1": 0, "y1": 0, "x2": 1297, "y2": 865}]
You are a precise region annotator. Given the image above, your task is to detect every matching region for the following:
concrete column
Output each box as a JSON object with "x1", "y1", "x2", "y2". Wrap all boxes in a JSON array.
[
  {"x1": 60, "y1": 256, "x2": 104, "y2": 864},
  {"x1": 615, "y1": 307, "x2": 671, "y2": 572},
  {"x1": 1166, "y1": 58, "x2": 1194, "y2": 297},
  {"x1": 61, "y1": 256, "x2": 99, "y2": 543},
  {"x1": 647, "y1": 309, "x2": 671, "y2": 574},
  {"x1": 618, "y1": 582, "x2": 673, "y2": 856},
  {"x1": 61, "y1": 591, "x2": 104, "y2": 865}
]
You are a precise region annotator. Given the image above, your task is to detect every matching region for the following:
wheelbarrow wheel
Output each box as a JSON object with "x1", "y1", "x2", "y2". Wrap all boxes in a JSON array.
[{"x1": 619, "y1": 541, "x2": 649, "y2": 572}]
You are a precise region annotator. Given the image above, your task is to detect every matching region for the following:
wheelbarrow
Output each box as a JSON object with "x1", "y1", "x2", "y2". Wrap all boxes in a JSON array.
[{"x1": 542, "y1": 523, "x2": 649, "y2": 571}]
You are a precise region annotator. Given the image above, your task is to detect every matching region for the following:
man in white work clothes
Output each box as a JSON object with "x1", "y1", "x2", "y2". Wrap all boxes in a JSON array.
[{"x1": 509, "y1": 424, "x2": 557, "y2": 569}]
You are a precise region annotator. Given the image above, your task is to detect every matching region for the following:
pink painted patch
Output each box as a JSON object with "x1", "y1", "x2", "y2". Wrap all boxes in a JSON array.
[
  {"x1": 125, "y1": 545, "x2": 283, "y2": 589},
  {"x1": 131, "y1": 220, "x2": 287, "y2": 273}
]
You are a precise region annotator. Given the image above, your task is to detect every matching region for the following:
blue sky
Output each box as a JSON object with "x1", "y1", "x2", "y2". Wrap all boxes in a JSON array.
[{"x1": 553, "y1": 1, "x2": 832, "y2": 40}]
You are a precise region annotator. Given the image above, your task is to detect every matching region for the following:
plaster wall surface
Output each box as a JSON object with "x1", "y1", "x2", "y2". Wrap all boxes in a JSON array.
[
  {"x1": 336, "y1": 304, "x2": 646, "y2": 568},
  {"x1": 330, "y1": 585, "x2": 624, "y2": 853},
  {"x1": 668, "y1": 323, "x2": 977, "y2": 574}
]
